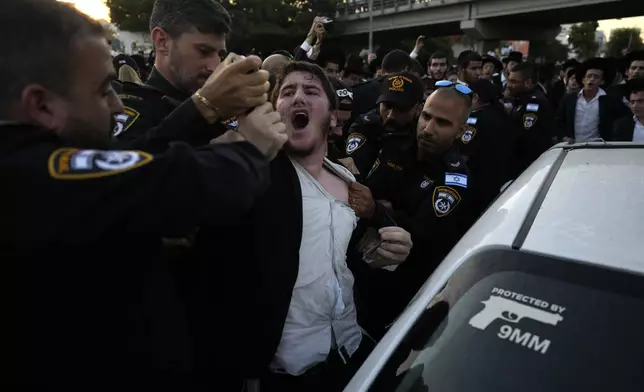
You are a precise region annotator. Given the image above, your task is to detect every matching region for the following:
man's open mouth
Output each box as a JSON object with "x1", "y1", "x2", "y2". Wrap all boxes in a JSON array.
[{"x1": 291, "y1": 109, "x2": 310, "y2": 130}]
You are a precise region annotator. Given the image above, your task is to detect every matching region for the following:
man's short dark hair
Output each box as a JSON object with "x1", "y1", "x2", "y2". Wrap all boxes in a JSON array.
[
  {"x1": 457, "y1": 50, "x2": 482, "y2": 70},
  {"x1": 382, "y1": 50, "x2": 413, "y2": 74},
  {"x1": 0, "y1": 0, "x2": 105, "y2": 116},
  {"x1": 429, "y1": 52, "x2": 449, "y2": 63},
  {"x1": 511, "y1": 62, "x2": 536, "y2": 83},
  {"x1": 149, "y1": 0, "x2": 231, "y2": 37},
  {"x1": 271, "y1": 62, "x2": 338, "y2": 112}
]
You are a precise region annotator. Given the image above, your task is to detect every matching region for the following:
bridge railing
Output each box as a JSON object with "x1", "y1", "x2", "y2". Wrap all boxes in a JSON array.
[{"x1": 335, "y1": 0, "x2": 466, "y2": 19}]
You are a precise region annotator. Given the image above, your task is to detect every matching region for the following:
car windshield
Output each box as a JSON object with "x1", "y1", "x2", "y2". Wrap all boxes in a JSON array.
[{"x1": 369, "y1": 249, "x2": 644, "y2": 392}]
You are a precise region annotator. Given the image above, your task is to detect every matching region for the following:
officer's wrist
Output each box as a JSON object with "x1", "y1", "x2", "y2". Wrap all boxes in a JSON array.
[{"x1": 192, "y1": 92, "x2": 221, "y2": 124}]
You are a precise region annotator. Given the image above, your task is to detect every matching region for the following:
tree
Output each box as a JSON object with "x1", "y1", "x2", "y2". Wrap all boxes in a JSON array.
[
  {"x1": 107, "y1": 0, "x2": 154, "y2": 32},
  {"x1": 606, "y1": 27, "x2": 644, "y2": 58},
  {"x1": 529, "y1": 37, "x2": 570, "y2": 62},
  {"x1": 107, "y1": 0, "x2": 341, "y2": 54},
  {"x1": 568, "y1": 21, "x2": 599, "y2": 60}
]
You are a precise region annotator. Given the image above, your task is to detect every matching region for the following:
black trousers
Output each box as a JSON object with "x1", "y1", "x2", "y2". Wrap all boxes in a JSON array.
[{"x1": 259, "y1": 337, "x2": 375, "y2": 392}]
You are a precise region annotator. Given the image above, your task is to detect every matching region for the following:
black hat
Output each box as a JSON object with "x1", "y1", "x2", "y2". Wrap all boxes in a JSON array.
[
  {"x1": 482, "y1": 56, "x2": 503, "y2": 72},
  {"x1": 625, "y1": 77, "x2": 644, "y2": 96},
  {"x1": 468, "y1": 78, "x2": 503, "y2": 103},
  {"x1": 575, "y1": 57, "x2": 615, "y2": 87},
  {"x1": 329, "y1": 77, "x2": 354, "y2": 111},
  {"x1": 502, "y1": 51, "x2": 523, "y2": 65},
  {"x1": 376, "y1": 72, "x2": 424, "y2": 109},
  {"x1": 562, "y1": 59, "x2": 581, "y2": 70},
  {"x1": 113, "y1": 54, "x2": 138, "y2": 73}
]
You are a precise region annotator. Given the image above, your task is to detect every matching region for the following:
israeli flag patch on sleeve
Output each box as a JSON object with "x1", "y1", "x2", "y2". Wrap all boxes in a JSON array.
[
  {"x1": 466, "y1": 117, "x2": 478, "y2": 125},
  {"x1": 526, "y1": 103, "x2": 540, "y2": 112},
  {"x1": 445, "y1": 172, "x2": 468, "y2": 188}
]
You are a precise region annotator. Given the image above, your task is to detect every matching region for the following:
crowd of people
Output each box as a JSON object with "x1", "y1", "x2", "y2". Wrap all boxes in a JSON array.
[{"x1": 3, "y1": 0, "x2": 644, "y2": 390}]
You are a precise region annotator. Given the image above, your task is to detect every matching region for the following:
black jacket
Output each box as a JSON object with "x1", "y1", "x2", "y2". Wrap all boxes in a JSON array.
[
  {"x1": 354, "y1": 143, "x2": 472, "y2": 334},
  {"x1": 548, "y1": 79, "x2": 565, "y2": 110},
  {"x1": 0, "y1": 121, "x2": 270, "y2": 389},
  {"x1": 114, "y1": 67, "x2": 225, "y2": 147},
  {"x1": 508, "y1": 88, "x2": 555, "y2": 179},
  {"x1": 196, "y1": 152, "x2": 303, "y2": 381},
  {"x1": 555, "y1": 91, "x2": 630, "y2": 141},
  {"x1": 345, "y1": 109, "x2": 416, "y2": 181},
  {"x1": 352, "y1": 76, "x2": 385, "y2": 119},
  {"x1": 612, "y1": 116, "x2": 636, "y2": 141},
  {"x1": 458, "y1": 104, "x2": 514, "y2": 215}
]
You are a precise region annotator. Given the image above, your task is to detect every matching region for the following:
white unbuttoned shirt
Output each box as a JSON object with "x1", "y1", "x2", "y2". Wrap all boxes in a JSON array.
[
  {"x1": 633, "y1": 117, "x2": 644, "y2": 142},
  {"x1": 574, "y1": 88, "x2": 606, "y2": 142},
  {"x1": 270, "y1": 158, "x2": 363, "y2": 376}
]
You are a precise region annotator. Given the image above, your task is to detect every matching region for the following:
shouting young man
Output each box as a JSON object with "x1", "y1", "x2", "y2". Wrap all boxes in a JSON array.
[{"x1": 199, "y1": 62, "x2": 414, "y2": 391}]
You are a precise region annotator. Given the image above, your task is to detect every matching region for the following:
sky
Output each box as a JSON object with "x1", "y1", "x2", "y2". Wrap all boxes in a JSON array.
[{"x1": 62, "y1": 0, "x2": 644, "y2": 39}]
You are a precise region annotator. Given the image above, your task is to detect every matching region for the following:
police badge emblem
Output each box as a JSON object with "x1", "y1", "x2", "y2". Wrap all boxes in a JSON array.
[
  {"x1": 461, "y1": 126, "x2": 476, "y2": 144},
  {"x1": 112, "y1": 107, "x2": 140, "y2": 137},
  {"x1": 432, "y1": 186, "x2": 461, "y2": 217},
  {"x1": 523, "y1": 113, "x2": 538, "y2": 130},
  {"x1": 346, "y1": 133, "x2": 366, "y2": 154}
]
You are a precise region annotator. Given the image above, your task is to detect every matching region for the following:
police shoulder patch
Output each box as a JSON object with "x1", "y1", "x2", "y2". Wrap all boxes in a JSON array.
[
  {"x1": 523, "y1": 113, "x2": 538, "y2": 130},
  {"x1": 346, "y1": 133, "x2": 367, "y2": 155},
  {"x1": 48, "y1": 148, "x2": 153, "y2": 180},
  {"x1": 432, "y1": 186, "x2": 462, "y2": 217},
  {"x1": 113, "y1": 107, "x2": 140, "y2": 137},
  {"x1": 461, "y1": 126, "x2": 477, "y2": 144}
]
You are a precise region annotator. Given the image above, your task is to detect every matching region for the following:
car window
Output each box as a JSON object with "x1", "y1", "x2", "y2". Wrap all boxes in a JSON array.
[{"x1": 369, "y1": 249, "x2": 644, "y2": 392}]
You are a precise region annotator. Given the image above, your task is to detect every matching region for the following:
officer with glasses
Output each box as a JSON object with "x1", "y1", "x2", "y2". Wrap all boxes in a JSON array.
[
  {"x1": 343, "y1": 72, "x2": 425, "y2": 180},
  {"x1": 347, "y1": 81, "x2": 474, "y2": 336}
]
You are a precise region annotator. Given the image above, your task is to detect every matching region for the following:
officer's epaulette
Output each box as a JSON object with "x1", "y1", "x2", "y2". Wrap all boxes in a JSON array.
[
  {"x1": 356, "y1": 110, "x2": 382, "y2": 126},
  {"x1": 119, "y1": 82, "x2": 182, "y2": 109},
  {"x1": 352, "y1": 76, "x2": 385, "y2": 91},
  {"x1": 444, "y1": 149, "x2": 468, "y2": 173},
  {"x1": 119, "y1": 82, "x2": 167, "y2": 101}
]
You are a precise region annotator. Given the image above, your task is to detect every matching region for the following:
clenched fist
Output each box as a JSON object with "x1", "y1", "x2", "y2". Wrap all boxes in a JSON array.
[
  {"x1": 375, "y1": 227, "x2": 413, "y2": 265},
  {"x1": 349, "y1": 182, "x2": 376, "y2": 219},
  {"x1": 195, "y1": 54, "x2": 270, "y2": 120},
  {"x1": 237, "y1": 102, "x2": 287, "y2": 161}
]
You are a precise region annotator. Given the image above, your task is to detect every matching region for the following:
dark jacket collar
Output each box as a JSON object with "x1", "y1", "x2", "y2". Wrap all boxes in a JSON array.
[
  {"x1": 0, "y1": 122, "x2": 60, "y2": 155},
  {"x1": 146, "y1": 67, "x2": 190, "y2": 102}
]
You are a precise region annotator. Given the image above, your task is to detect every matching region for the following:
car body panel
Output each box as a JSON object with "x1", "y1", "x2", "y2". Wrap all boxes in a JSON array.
[
  {"x1": 522, "y1": 147, "x2": 644, "y2": 276},
  {"x1": 345, "y1": 148, "x2": 563, "y2": 391}
]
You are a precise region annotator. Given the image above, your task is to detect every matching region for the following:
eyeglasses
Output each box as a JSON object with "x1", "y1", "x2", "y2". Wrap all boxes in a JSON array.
[{"x1": 434, "y1": 80, "x2": 473, "y2": 95}]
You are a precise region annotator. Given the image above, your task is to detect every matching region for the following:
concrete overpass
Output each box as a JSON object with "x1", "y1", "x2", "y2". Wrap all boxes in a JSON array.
[{"x1": 335, "y1": 0, "x2": 644, "y2": 42}]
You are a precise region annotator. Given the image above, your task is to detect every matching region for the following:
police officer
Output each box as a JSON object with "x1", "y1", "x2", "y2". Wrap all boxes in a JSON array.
[
  {"x1": 459, "y1": 79, "x2": 514, "y2": 215},
  {"x1": 348, "y1": 86, "x2": 473, "y2": 334},
  {"x1": 506, "y1": 62, "x2": 555, "y2": 179},
  {"x1": 114, "y1": 0, "x2": 253, "y2": 146},
  {"x1": 327, "y1": 78, "x2": 355, "y2": 162},
  {"x1": 344, "y1": 71, "x2": 424, "y2": 179},
  {"x1": 0, "y1": 2, "x2": 285, "y2": 387},
  {"x1": 351, "y1": 49, "x2": 414, "y2": 123}
]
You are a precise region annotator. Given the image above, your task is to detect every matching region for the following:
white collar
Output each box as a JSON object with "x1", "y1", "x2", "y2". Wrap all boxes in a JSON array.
[{"x1": 578, "y1": 88, "x2": 606, "y2": 100}]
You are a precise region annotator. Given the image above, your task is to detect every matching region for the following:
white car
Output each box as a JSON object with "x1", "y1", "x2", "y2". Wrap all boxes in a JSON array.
[{"x1": 346, "y1": 142, "x2": 644, "y2": 392}]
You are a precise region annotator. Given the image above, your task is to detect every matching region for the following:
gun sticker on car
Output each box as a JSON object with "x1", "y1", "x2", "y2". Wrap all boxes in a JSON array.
[{"x1": 468, "y1": 287, "x2": 566, "y2": 355}]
